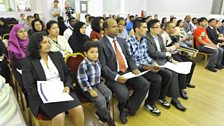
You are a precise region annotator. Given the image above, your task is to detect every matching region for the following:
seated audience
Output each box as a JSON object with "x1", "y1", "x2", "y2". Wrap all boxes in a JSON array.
[
  {"x1": 22, "y1": 32, "x2": 84, "y2": 126},
  {"x1": 90, "y1": 17, "x2": 104, "y2": 41},
  {"x1": 146, "y1": 19, "x2": 187, "y2": 111},
  {"x1": 0, "y1": 18, "x2": 11, "y2": 37},
  {"x1": 191, "y1": 17, "x2": 198, "y2": 30},
  {"x1": 77, "y1": 41, "x2": 115, "y2": 126},
  {"x1": 193, "y1": 17, "x2": 223, "y2": 72},
  {"x1": 116, "y1": 17, "x2": 129, "y2": 39},
  {"x1": 68, "y1": 21, "x2": 89, "y2": 52},
  {"x1": 0, "y1": 39, "x2": 10, "y2": 83},
  {"x1": 175, "y1": 20, "x2": 192, "y2": 47},
  {"x1": 8, "y1": 24, "x2": 29, "y2": 90},
  {"x1": 63, "y1": 17, "x2": 78, "y2": 40},
  {"x1": 183, "y1": 15, "x2": 194, "y2": 35},
  {"x1": 58, "y1": 16, "x2": 68, "y2": 35},
  {"x1": 28, "y1": 19, "x2": 46, "y2": 37},
  {"x1": 98, "y1": 19, "x2": 150, "y2": 124},
  {"x1": 218, "y1": 19, "x2": 224, "y2": 35},
  {"x1": 126, "y1": 20, "x2": 172, "y2": 115},
  {"x1": 47, "y1": 20, "x2": 73, "y2": 57},
  {"x1": 24, "y1": 15, "x2": 34, "y2": 31},
  {"x1": 162, "y1": 22, "x2": 196, "y2": 89},
  {"x1": 126, "y1": 15, "x2": 135, "y2": 34}
]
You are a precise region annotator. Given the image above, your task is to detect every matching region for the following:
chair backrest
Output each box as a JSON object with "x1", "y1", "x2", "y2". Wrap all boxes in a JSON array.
[
  {"x1": 3, "y1": 33, "x2": 9, "y2": 40},
  {"x1": 64, "y1": 52, "x2": 91, "y2": 103},
  {"x1": 65, "y1": 52, "x2": 84, "y2": 83}
]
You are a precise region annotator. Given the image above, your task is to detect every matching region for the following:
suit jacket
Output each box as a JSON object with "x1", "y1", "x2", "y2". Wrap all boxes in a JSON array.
[
  {"x1": 146, "y1": 33, "x2": 172, "y2": 65},
  {"x1": 98, "y1": 36, "x2": 138, "y2": 81},
  {"x1": 22, "y1": 51, "x2": 73, "y2": 116},
  {"x1": 206, "y1": 26, "x2": 220, "y2": 44}
]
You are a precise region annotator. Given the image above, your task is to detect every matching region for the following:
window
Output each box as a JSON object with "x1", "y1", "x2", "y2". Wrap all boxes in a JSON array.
[{"x1": 0, "y1": 0, "x2": 31, "y2": 12}]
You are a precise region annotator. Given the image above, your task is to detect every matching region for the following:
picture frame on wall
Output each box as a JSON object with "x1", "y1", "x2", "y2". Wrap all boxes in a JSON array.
[{"x1": 80, "y1": 1, "x2": 88, "y2": 13}]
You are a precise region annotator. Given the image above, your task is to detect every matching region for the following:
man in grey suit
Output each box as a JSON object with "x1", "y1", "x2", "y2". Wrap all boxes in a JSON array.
[
  {"x1": 146, "y1": 19, "x2": 187, "y2": 111},
  {"x1": 98, "y1": 19, "x2": 150, "y2": 124}
]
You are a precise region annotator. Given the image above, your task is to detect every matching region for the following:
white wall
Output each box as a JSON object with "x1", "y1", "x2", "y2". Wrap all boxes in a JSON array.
[{"x1": 146, "y1": 0, "x2": 213, "y2": 20}]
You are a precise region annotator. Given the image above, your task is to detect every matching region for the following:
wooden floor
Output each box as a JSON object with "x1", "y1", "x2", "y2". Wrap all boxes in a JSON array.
[{"x1": 42, "y1": 63, "x2": 224, "y2": 126}]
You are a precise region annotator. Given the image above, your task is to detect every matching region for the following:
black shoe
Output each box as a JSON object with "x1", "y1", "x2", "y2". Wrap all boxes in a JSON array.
[
  {"x1": 144, "y1": 103, "x2": 161, "y2": 115},
  {"x1": 180, "y1": 89, "x2": 188, "y2": 100},
  {"x1": 107, "y1": 115, "x2": 116, "y2": 126},
  {"x1": 216, "y1": 65, "x2": 223, "y2": 69},
  {"x1": 119, "y1": 110, "x2": 127, "y2": 124},
  {"x1": 95, "y1": 112, "x2": 107, "y2": 123},
  {"x1": 187, "y1": 83, "x2": 195, "y2": 88},
  {"x1": 127, "y1": 109, "x2": 136, "y2": 116},
  {"x1": 157, "y1": 99, "x2": 170, "y2": 109},
  {"x1": 205, "y1": 67, "x2": 217, "y2": 72},
  {"x1": 171, "y1": 99, "x2": 187, "y2": 111}
]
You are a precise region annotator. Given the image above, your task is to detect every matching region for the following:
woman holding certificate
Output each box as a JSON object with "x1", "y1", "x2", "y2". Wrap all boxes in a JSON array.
[{"x1": 22, "y1": 32, "x2": 84, "y2": 126}]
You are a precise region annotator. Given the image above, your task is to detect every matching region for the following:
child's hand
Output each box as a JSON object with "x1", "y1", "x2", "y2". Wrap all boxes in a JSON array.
[{"x1": 89, "y1": 89, "x2": 98, "y2": 97}]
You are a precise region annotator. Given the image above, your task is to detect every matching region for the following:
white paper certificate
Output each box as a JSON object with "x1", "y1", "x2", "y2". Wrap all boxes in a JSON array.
[{"x1": 37, "y1": 81, "x2": 74, "y2": 103}]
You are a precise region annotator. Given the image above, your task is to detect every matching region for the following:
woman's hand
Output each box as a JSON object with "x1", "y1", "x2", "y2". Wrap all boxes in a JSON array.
[{"x1": 63, "y1": 86, "x2": 70, "y2": 93}]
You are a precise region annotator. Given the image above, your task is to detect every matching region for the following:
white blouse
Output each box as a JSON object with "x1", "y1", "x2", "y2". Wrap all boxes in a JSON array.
[
  {"x1": 40, "y1": 56, "x2": 60, "y2": 81},
  {"x1": 48, "y1": 35, "x2": 73, "y2": 56}
]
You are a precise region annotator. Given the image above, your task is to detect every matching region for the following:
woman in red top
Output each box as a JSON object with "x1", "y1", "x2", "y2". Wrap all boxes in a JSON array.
[{"x1": 90, "y1": 17, "x2": 104, "y2": 41}]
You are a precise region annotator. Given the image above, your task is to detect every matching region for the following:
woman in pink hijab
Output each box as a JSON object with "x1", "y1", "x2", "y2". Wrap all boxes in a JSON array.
[{"x1": 8, "y1": 24, "x2": 29, "y2": 90}]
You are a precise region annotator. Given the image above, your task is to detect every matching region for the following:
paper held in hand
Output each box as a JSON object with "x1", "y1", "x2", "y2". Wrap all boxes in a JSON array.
[
  {"x1": 37, "y1": 81, "x2": 74, "y2": 104},
  {"x1": 160, "y1": 62, "x2": 192, "y2": 74},
  {"x1": 122, "y1": 70, "x2": 149, "y2": 79}
]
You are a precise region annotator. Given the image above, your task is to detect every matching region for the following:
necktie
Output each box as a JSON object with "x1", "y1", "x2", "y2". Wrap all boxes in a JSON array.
[{"x1": 113, "y1": 39, "x2": 126, "y2": 73}]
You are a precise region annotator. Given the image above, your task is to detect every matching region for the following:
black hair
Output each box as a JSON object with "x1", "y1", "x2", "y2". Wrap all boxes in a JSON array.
[
  {"x1": 163, "y1": 22, "x2": 172, "y2": 30},
  {"x1": 34, "y1": 13, "x2": 40, "y2": 20},
  {"x1": 85, "y1": 14, "x2": 90, "y2": 19},
  {"x1": 27, "y1": 32, "x2": 48, "y2": 59},
  {"x1": 82, "y1": 41, "x2": 99, "y2": 53},
  {"x1": 91, "y1": 17, "x2": 103, "y2": 33},
  {"x1": 116, "y1": 17, "x2": 125, "y2": 24},
  {"x1": 221, "y1": 19, "x2": 224, "y2": 23},
  {"x1": 129, "y1": 15, "x2": 134, "y2": 19},
  {"x1": 170, "y1": 17, "x2": 177, "y2": 23},
  {"x1": 133, "y1": 19, "x2": 146, "y2": 32},
  {"x1": 31, "y1": 19, "x2": 45, "y2": 32},
  {"x1": 208, "y1": 18, "x2": 216, "y2": 23},
  {"x1": 192, "y1": 17, "x2": 197, "y2": 21},
  {"x1": 161, "y1": 17, "x2": 167, "y2": 24},
  {"x1": 147, "y1": 19, "x2": 160, "y2": 30},
  {"x1": 46, "y1": 20, "x2": 58, "y2": 30},
  {"x1": 197, "y1": 17, "x2": 207, "y2": 24},
  {"x1": 176, "y1": 19, "x2": 183, "y2": 27}
]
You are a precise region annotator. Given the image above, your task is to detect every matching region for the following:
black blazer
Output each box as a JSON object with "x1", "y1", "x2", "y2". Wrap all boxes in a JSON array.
[
  {"x1": 98, "y1": 36, "x2": 138, "y2": 81},
  {"x1": 22, "y1": 52, "x2": 73, "y2": 116},
  {"x1": 206, "y1": 26, "x2": 221, "y2": 44},
  {"x1": 146, "y1": 33, "x2": 172, "y2": 65}
]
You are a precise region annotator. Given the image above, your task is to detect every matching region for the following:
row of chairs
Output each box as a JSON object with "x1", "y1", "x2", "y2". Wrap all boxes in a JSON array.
[{"x1": 9, "y1": 52, "x2": 115, "y2": 126}]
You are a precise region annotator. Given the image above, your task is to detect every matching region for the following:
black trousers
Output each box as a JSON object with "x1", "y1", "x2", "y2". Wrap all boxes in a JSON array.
[
  {"x1": 172, "y1": 53, "x2": 196, "y2": 84},
  {"x1": 106, "y1": 76, "x2": 150, "y2": 114},
  {"x1": 142, "y1": 68, "x2": 172, "y2": 105}
]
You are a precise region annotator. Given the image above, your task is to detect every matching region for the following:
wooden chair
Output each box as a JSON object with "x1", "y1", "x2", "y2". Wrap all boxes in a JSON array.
[
  {"x1": 192, "y1": 37, "x2": 211, "y2": 66},
  {"x1": 3, "y1": 33, "x2": 9, "y2": 40},
  {"x1": 64, "y1": 52, "x2": 91, "y2": 104}
]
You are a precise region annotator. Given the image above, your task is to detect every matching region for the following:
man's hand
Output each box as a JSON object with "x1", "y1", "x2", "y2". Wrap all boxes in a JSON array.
[
  {"x1": 172, "y1": 59, "x2": 178, "y2": 64},
  {"x1": 89, "y1": 89, "x2": 98, "y2": 97},
  {"x1": 132, "y1": 69, "x2": 141, "y2": 75},
  {"x1": 63, "y1": 86, "x2": 70, "y2": 93},
  {"x1": 144, "y1": 65, "x2": 160, "y2": 73},
  {"x1": 0, "y1": 55, "x2": 4, "y2": 60},
  {"x1": 166, "y1": 52, "x2": 172, "y2": 57},
  {"x1": 117, "y1": 75, "x2": 127, "y2": 84}
]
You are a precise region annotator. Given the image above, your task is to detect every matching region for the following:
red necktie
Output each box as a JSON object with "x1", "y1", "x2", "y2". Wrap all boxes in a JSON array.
[{"x1": 113, "y1": 39, "x2": 126, "y2": 73}]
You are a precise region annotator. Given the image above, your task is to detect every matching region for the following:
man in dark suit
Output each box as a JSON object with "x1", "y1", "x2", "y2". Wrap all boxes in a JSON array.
[
  {"x1": 146, "y1": 19, "x2": 187, "y2": 111},
  {"x1": 98, "y1": 19, "x2": 150, "y2": 124},
  {"x1": 206, "y1": 18, "x2": 222, "y2": 45}
]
